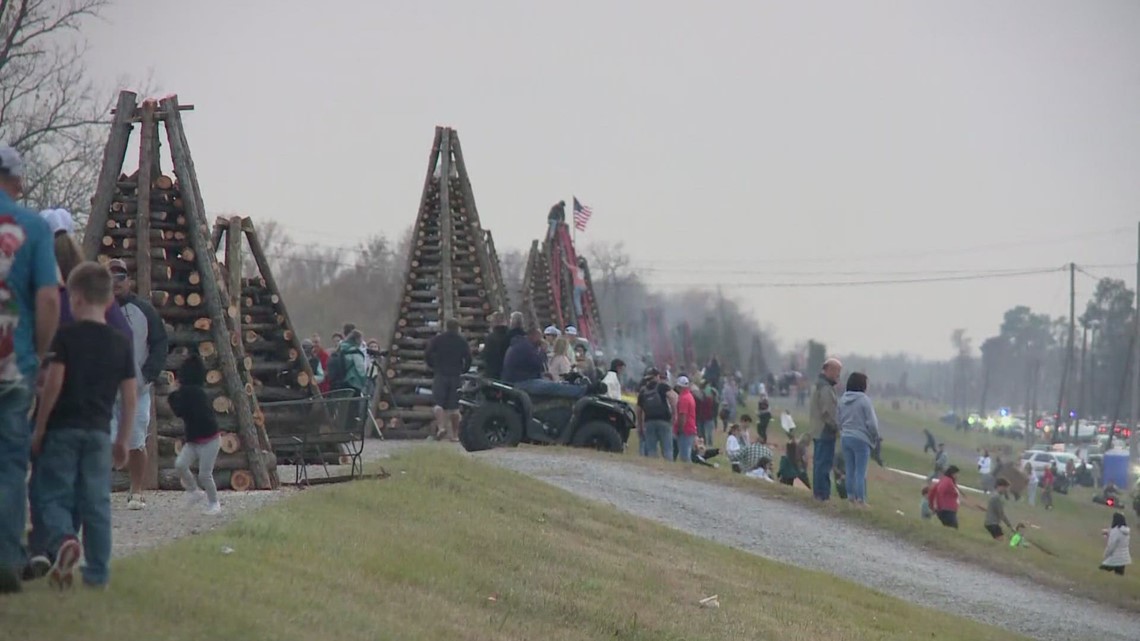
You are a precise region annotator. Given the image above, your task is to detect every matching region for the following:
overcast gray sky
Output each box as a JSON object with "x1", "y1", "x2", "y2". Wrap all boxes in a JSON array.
[{"x1": 83, "y1": 0, "x2": 1138, "y2": 359}]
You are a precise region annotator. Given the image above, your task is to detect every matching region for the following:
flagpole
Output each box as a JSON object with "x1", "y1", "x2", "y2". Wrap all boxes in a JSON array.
[{"x1": 571, "y1": 195, "x2": 576, "y2": 246}]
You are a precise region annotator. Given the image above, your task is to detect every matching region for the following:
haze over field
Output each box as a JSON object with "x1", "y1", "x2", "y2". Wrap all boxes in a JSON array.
[{"x1": 83, "y1": 0, "x2": 1139, "y2": 358}]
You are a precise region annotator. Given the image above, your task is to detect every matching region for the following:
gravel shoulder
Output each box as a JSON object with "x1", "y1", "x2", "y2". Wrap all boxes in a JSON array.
[{"x1": 479, "y1": 448, "x2": 1139, "y2": 641}]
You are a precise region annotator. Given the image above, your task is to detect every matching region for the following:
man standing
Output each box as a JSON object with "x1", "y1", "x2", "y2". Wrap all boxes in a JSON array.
[
  {"x1": 637, "y1": 368, "x2": 675, "y2": 460},
  {"x1": 506, "y1": 311, "x2": 525, "y2": 344},
  {"x1": 0, "y1": 145, "x2": 60, "y2": 592},
  {"x1": 480, "y1": 312, "x2": 509, "y2": 380},
  {"x1": 425, "y1": 319, "x2": 472, "y2": 441},
  {"x1": 109, "y1": 259, "x2": 168, "y2": 510},
  {"x1": 674, "y1": 376, "x2": 698, "y2": 464},
  {"x1": 809, "y1": 358, "x2": 842, "y2": 501}
]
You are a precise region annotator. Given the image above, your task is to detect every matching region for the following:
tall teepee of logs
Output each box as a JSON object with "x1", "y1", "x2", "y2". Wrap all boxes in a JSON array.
[
  {"x1": 85, "y1": 91, "x2": 276, "y2": 490},
  {"x1": 211, "y1": 216, "x2": 321, "y2": 416},
  {"x1": 520, "y1": 240, "x2": 555, "y2": 330},
  {"x1": 482, "y1": 229, "x2": 508, "y2": 314},
  {"x1": 375, "y1": 127, "x2": 499, "y2": 438}
]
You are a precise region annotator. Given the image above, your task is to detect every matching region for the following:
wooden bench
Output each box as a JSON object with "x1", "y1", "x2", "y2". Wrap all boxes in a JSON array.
[{"x1": 262, "y1": 389, "x2": 370, "y2": 485}]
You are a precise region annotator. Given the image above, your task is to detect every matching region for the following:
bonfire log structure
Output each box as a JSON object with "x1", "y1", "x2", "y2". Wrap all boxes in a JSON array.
[
  {"x1": 85, "y1": 91, "x2": 276, "y2": 490},
  {"x1": 211, "y1": 216, "x2": 332, "y2": 438},
  {"x1": 376, "y1": 127, "x2": 502, "y2": 438},
  {"x1": 522, "y1": 214, "x2": 606, "y2": 347}
]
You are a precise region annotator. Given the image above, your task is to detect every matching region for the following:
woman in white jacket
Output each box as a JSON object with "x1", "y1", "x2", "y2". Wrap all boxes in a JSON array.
[{"x1": 1100, "y1": 512, "x2": 1131, "y2": 576}]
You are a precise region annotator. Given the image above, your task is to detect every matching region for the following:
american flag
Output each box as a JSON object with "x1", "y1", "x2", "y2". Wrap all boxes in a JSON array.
[{"x1": 573, "y1": 197, "x2": 593, "y2": 231}]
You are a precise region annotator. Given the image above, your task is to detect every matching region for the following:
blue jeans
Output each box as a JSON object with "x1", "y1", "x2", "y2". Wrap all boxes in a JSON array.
[
  {"x1": 812, "y1": 437, "x2": 836, "y2": 500},
  {"x1": 516, "y1": 379, "x2": 585, "y2": 399},
  {"x1": 0, "y1": 383, "x2": 32, "y2": 574},
  {"x1": 30, "y1": 428, "x2": 113, "y2": 585},
  {"x1": 642, "y1": 419, "x2": 673, "y2": 461},
  {"x1": 841, "y1": 436, "x2": 871, "y2": 503},
  {"x1": 699, "y1": 420, "x2": 715, "y2": 447},
  {"x1": 676, "y1": 433, "x2": 696, "y2": 463}
]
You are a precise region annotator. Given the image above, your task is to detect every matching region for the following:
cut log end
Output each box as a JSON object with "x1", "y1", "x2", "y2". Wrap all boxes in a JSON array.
[
  {"x1": 212, "y1": 395, "x2": 233, "y2": 414},
  {"x1": 219, "y1": 432, "x2": 241, "y2": 454},
  {"x1": 229, "y1": 469, "x2": 254, "y2": 492}
]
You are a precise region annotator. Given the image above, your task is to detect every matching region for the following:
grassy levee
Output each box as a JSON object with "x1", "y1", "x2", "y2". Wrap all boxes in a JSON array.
[
  {"x1": 2, "y1": 448, "x2": 1029, "y2": 641},
  {"x1": 624, "y1": 426, "x2": 1140, "y2": 613}
]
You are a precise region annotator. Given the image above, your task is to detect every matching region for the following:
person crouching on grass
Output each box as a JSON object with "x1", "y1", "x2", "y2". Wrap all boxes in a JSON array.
[
  {"x1": 169, "y1": 352, "x2": 222, "y2": 515},
  {"x1": 29, "y1": 262, "x2": 137, "y2": 590}
]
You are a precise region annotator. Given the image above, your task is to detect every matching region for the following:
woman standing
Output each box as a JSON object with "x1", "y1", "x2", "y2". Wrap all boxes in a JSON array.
[
  {"x1": 930, "y1": 465, "x2": 962, "y2": 528},
  {"x1": 1100, "y1": 513, "x2": 1131, "y2": 576},
  {"x1": 1023, "y1": 462, "x2": 1039, "y2": 507},
  {"x1": 837, "y1": 372, "x2": 879, "y2": 506},
  {"x1": 1041, "y1": 464, "x2": 1055, "y2": 511}
]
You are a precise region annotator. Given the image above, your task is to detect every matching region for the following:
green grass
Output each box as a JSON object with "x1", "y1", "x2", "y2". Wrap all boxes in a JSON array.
[
  {"x1": 624, "y1": 424, "x2": 1140, "y2": 613},
  {"x1": 874, "y1": 404, "x2": 1027, "y2": 458},
  {"x1": 2, "y1": 448, "x2": 1030, "y2": 641}
]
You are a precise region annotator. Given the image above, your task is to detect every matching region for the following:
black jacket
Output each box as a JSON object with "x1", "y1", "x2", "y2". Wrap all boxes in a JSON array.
[
  {"x1": 425, "y1": 330, "x2": 472, "y2": 377},
  {"x1": 481, "y1": 326, "x2": 510, "y2": 379},
  {"x1": 168, "y1": 385, "x2": 219, "y2": 442}
]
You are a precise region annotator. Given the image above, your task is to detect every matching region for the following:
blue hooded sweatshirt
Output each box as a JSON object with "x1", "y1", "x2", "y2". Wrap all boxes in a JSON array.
[{"x1": 838, "y1": 391, "x2": 880, "y2": 447}]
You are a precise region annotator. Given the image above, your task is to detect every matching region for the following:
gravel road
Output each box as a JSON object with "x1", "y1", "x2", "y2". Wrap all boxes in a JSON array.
[{"x1": 480, "y1": 449, "x2": 1139, "y2": 641}]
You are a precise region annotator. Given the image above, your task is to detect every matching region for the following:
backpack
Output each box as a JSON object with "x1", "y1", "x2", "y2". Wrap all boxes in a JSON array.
[
  {"x1": 639, "y1": 385, "x2": 671, "y2": 421},
  {"x1": 327, "y1": 350, "x2": 348, "y2": 389}
]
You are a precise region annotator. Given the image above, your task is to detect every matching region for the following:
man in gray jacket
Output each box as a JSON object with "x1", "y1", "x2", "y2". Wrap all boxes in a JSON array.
[{"x1": 809, "y1": 358, "x2": 841, "y2": 501}]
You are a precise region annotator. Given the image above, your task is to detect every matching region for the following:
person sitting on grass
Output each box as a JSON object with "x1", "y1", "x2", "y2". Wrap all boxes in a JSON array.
[
  {"x1": 725, "y1": 423, "x2": 744, "y2": 473},
  {"x1": 1100, "y1": 513, "x2": 1131, "y2": 576},
  {"x1": 737, "y1": 436, "x2": 774, "y2": 476},
  {"x1": 1009, "y1": 523, "x2": 1028, "y2": 548},
  {"x1": 920, "y1": 485, "x2": 934, "y2": 520},
  {"x1": 777, "y1": 438, "x2": 811, "y2": 488},
  {"x1": 740, "y1": 414, "x2": 756, "y2": 444},
  {"x1": 746, "y1": 457, "x2": 774, "y2": 481},
  {"x1": 983, "y1": 478, "x2": 1016, "y2": 541},
  {"x1": 691, "y1": 437, "x2": 720, "y2": 467}
]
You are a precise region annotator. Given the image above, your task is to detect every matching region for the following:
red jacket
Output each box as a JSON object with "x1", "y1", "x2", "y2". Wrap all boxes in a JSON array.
[{"x1": 930, "y1": 475, "x2": 960, "y2": 513}]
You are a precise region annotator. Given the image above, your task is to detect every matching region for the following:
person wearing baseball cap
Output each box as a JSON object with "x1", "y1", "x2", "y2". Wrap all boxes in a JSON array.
[
  {"x1": 673, "y1": 375, "x2": 698, "y2": 463},
  {"x1": 0, "y1": 143, "x2": 62, "y2": 593},
  {"x1": 108, "y1": 257, "x2": 169, "y2": 510}
]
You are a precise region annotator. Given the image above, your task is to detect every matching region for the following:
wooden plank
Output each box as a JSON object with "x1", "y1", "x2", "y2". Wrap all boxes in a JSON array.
[
  {"x1": 135, "y1": 100, "x2": 159, "y2": 491},
  {"x1": 84, "y1": 91, "x2": 137, "y2": 257},
  {"x1": 226, "y1": 216, "x2": 243, "y2": 363},
  {"x1": 161, "y1": 95, "x2": 275, "y2": 490},
  {"x1": 438, "y1": 128, "x2": 455, "y2": 325}
]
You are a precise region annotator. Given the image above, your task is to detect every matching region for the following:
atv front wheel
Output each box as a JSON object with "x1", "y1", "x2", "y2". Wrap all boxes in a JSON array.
[
  {"x1": 570, "y1": 421, "x2": 624, "y2": 453},
  {"x1": 460, "y1": 403, "x2": 524, "y2": 452}
]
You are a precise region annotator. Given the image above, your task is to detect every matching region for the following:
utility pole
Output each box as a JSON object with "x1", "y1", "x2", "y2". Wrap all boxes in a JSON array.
[
  {"x1": 1053, "y1": 263, "x2": 1076, "y2": 443},
  {"x1": 1131, "y1": 222, "x2": 1140, "y2": 484}
]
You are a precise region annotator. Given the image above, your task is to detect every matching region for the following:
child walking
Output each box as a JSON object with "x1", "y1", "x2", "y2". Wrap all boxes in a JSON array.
[
  {"x1": 169, "y1": 352, "x2": 222, "y2": 514},
  {"x1": 30, "y1": 262, "x2": 137, "y2": 589}
]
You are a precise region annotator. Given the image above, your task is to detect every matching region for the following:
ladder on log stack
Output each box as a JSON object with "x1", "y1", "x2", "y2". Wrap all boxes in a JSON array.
[
  {"x1": 520, "y1": 240, "x2": 555, "y2": 331},
  {"x1": 210, "y1": 216, "x2": 323, "y2": 431},
  {"x1": 84, "y1": 90, "x2": 277, "y2": 490},
  {"x1": 375, "y1": 126, "x2": 502, "y2": 438}
]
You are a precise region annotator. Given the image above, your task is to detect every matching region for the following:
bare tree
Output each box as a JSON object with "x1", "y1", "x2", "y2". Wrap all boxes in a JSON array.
[{"x1": 0, "y1": 1, "x2": 112, "y2": 217}]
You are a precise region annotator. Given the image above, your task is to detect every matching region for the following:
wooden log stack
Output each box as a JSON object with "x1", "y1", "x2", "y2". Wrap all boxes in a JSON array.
[
  {"x1": 376, "y1": 127, "x2": 504, "y2": 438},
  {"x1": 86, "y1": 91, "x2": 276, "y2": 490},
  {"x1": 211, "y1": 216, "x2": 322, "y2": 436},
  {"x1": 521, "y1": 239, "x2": 556, "y2": 332},
  {"x1": 482, "y1": 229, "x2": 508, "y2": 315}
]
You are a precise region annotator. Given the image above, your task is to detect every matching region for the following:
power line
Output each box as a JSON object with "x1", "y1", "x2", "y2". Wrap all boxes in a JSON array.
[{"x1": 613, "y1": 266, "x2": 1066, "y2": 289}]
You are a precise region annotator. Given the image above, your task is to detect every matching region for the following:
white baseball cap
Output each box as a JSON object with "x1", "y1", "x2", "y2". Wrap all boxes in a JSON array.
[
  {"x1": 543, "y1": 325, "x2": 561, "y2": 336},
  {"x1": 40, "y1": 209, "x2": 75, "y2": 236},
  {"x1": 0, "y1": 145, "x2": 25, "y2": 178},
  {"x1": 565, "y1": 326, "x2": 578, "y2": 336},
  {"x1": 676, "y1": 375, "x2": 691, "y2": 387}
]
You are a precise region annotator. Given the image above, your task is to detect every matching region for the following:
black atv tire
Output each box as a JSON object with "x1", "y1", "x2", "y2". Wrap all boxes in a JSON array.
[
  {"x1": 570, "y1": 420, "x2": 624, "y2": 453},
  {"x1": 460, "y1": 403, "x2": 523, "y2": 452}
]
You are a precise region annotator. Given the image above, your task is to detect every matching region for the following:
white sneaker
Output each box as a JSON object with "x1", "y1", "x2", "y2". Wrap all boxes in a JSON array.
[
  {"x1": 203, "y1": 502, "x2": 221, "y2": 515},
  {"x1": 127, "y1": 494, "x2": 146, "y2": 510},
  {"x1": 184, "y1": 489, "x2": 206, "y2": 507}
]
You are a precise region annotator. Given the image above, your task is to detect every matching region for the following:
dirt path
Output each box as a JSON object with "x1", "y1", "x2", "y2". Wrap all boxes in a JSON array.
[{"x1": 479, "y1": 449, "x2": 1139, "y2": 641}]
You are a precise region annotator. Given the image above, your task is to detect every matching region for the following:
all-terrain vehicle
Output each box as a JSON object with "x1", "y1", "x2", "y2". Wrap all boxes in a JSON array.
[{"x1": 457, "y1": 373, "x2": 635, "y2": 453}]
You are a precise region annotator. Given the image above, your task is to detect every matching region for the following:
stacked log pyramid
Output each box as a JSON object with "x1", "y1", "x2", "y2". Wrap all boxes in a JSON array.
[
  {"x1": 481, "y1": 229, "x2": 508, "y2": 315},
  {"x1": 210, "y1": 216, "x2": 321, "y2": 418},
  {"x1": 375, "y1": 127, "x2": 502, "y2": 438},
  {"x1": 84, "y1": 91, "x2": 276, "y2": 490},
  {"x1": 520, "y1": 240, "x2": 555, "y2": 331}
]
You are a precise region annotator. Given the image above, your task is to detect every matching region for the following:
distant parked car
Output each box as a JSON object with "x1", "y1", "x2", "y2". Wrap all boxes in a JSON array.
[
  {"x1": 940, "y1": 412, "x2": 959, "y2": 426},
  {"x1": 1026, "y1": 451, "x2": 1080, "y2": 475}
]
